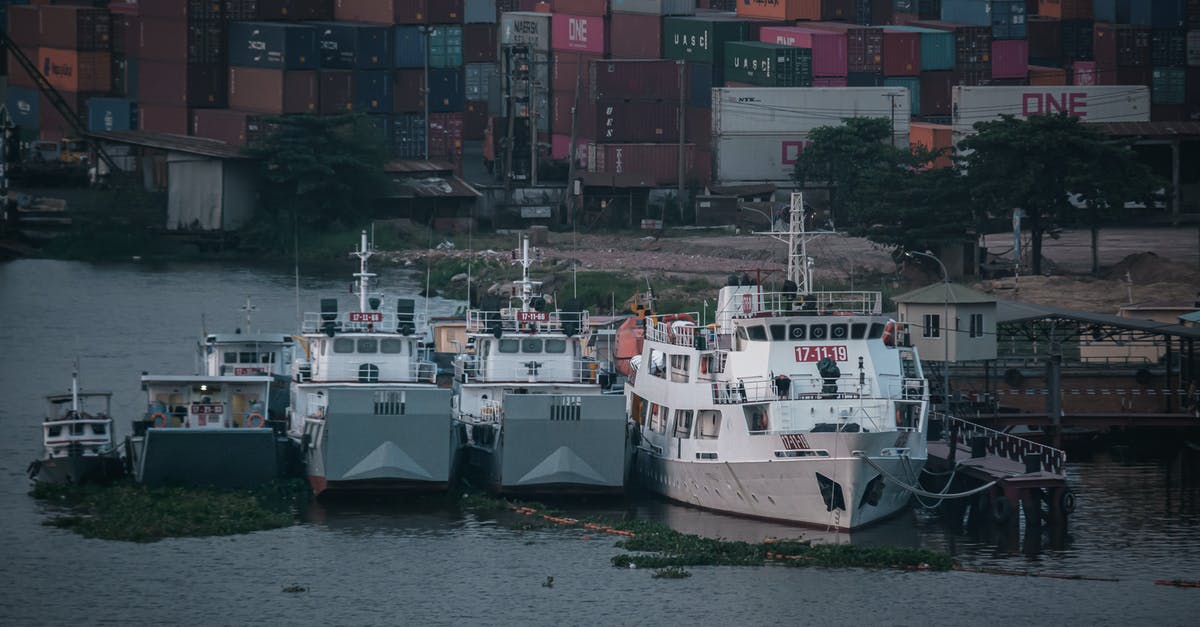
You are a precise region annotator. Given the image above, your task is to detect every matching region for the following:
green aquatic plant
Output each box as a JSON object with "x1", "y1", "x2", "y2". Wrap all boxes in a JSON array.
[
  {"x1": 31, "y1": 479, "x2": 309, "y2": 543},
  {"x1": 652, "y1": 566, "x2": 692, "y2": 579},
  {"x1": 282, "y1": 584, "x2": 308, "y2": 594}
]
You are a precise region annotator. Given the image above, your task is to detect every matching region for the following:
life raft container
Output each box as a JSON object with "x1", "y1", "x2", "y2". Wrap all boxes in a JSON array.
[{"x1": 882, "y1": 320, "x2": 898, "y2": 347}]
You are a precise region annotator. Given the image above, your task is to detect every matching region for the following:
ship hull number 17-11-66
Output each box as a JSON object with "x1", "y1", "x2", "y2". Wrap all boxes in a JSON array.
[{"x1": 794, "y1": 345, "x2": 848, "y2": 362}]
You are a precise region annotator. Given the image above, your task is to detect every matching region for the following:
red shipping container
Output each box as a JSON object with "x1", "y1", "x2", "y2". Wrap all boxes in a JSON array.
[
  {"x1": 334, "y1": 0, "x2": 397, "y2": 24},
  {"x1": 320, "y1": 70, "x2": 355, "y2": 113},
  {"x1": 919, "y1": 70, "x2": 953, "y2": 116},
  {"x1": 550, "y1": 134, "x2": 590, "y2": 166},
  {"x1": 609, "y1": 12, "x2": 662, "y2": 60},
  {"x1": 882, "y1": 29, "x2": 920, "y2": 76},
  {"x1": 7, "y1": 47, "x2": 39, "y2": 89},
  {"x1": 587, "y1": 143, "x2": 700, "y2": 186},
  {"x1": 685, "y1": 105, "x2": 711, "y2": 150},
  {"x1": 1037, "y1": 0, "x2": 1092, "y2": 20},
  {"x1": 552, "y1": 90, "x2": 596, "y2": 136},
  {"x1": 141, "y1": 60, "x2": 226, "y2": 108},
  {"x1": 395, "y1": 0, "x2": 433, "y2": 25},
  {"x1": 7, "y1": 6, "x2": 40, "y2": 48},
  {"x1": 138, "y1": 104, "x2": 190, "y2": 135},
  {"x1": 38, "y1": 90, "x2": 91, "y2": 141},
  {"x1": 393, "y1": 69, "x2": 426, "y2": 112},
  {"x1": 463, "y1": 24, "x2": 498, "y2": 63},
  {"x1": 138, "y1": 17, "x2": 188, "y2": 63},
  {"x1": 554, "y1": 0, "x2": 608, "y2": 17},
  {"x1": 1028, "y1": 65, "x2": 1067, "y2": 85},
  {"x1": 136, "y1": 0, "x2": 188, "y2": 19},
  {"x1": 228, "y1": 67, "x2": 319, "y2": 114},
  {"x1": 551, "y1": 13, "x2": 608, "y2": 55},
  {"x1": 192, "y1": 108, "x2": 252, "y2": 146},
  {"x1": 334, "y1": 0, "x2": 448, "y2": 25},
  {"x1": 591, "y1": 59, "x2": 688, "y2": 102},
  {"x1": 428, "y1": 111, "x2": 464, "y2": 174},
  {"x1": 464, "y1": 101, "x2": 488, "y2": 140},
  {"x1": 1072, "y1": 60, "x2": 1096, "y2": 86},
  {"x1": 1026, "y1": 16, "x2": 1062, "y2": 61},
  {"x1": 759, "y1": 26, "x2": 848, "y2": 78},
  {"x1": 592, "y1": 99, "x2": 680, "y2": 143},
  {"x1": 806, "y1": 22, "x2": 884, "y2": 75},
  {"x1": 111, "y1": 13, "x2": 139, "y2": 57},
  {"x1": 1094, "y1": 24, "x2": 1151, "y2": 70},
  {"x1": 991, "y1": 39, "x2": 1028, "y2": 79},
  {"x1": 812, "y1": 76, "x2": 849, "y2": 86},
  {"x1": 552, "y1": 51, "x2": 602, "y2": 92},
  {"x1": 38, "y1": 5, "x2": 111, "y2": 51},
  {"x1": 225, "y1": 0, "x2": 333, "y2": 21},
  {"x1": 428, "y1": 0, "x2": 464, "y2": 23},
  {"x1": 38, "y1": 48, "x2": 112, "y2": 93}
]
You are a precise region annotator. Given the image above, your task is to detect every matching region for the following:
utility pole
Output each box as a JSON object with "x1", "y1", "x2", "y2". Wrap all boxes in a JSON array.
[
  {"x1": 529, "y1": 56, "x2": 538, "y2": 187},
  {"x1": 676, "y1": 60, "x2": 685, "y2": 224},
  {"x1": 0, "y1": 106, "x2": 11, "y2": 234},
  {"x1": 418, "y1": 25, "x2": 434, "y2": 161},
  {"x1": 885, "y1": 91, "x2": 900, "y2": 149},
  {"x1": 503, "y1": 45, "x2": 519, "y2": 200},
  {"x1": 564, "y1": 58, "x2": 582, "y2": 227}
]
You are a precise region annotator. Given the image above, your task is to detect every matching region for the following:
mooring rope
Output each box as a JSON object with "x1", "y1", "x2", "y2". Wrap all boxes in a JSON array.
[{"x1": 852, "y1": 452, "x2": 996, "y2": 500}]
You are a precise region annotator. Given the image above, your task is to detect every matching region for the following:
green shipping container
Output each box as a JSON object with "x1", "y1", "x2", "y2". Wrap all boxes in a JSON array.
[
  {"x1": 429, "y1": 25, "x2": 463, "y2": 69},
  {"x1": 883, "y1": 76, "x2": 921, "y2": 116},
  {"x1": 884, "y1": 26, "x2": 955, "y2": 71},
  {"x1": 1151, "y1": 67, "x2": 1185, "y2": 104},
  {"x1": 724, "y1": 42, "x2": 812, "y2": 87},
  {"x1": 663, "y1": 16, "x2": 748, "y2": 66}
]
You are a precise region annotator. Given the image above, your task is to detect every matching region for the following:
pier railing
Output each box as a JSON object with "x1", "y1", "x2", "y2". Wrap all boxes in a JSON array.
[
  {"x1": 455, "y1": 358, "x2": 600, "y2": 385},
  {"x1": 941, "y1": 414, "x2": 1066, "y2": 475},
  {"x1": 720, "y1": 290, "x2": 883, "y2": 321}
]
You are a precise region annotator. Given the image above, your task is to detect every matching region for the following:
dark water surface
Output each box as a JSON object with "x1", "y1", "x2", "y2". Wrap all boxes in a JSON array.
[{"x1": 2, "y1": 260, "x2": 1199, "y2": 625}]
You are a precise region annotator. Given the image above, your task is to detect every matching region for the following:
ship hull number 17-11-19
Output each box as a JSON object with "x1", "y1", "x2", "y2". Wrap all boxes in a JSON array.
[{"x1": 794, "y1": 346, "x2": 848, "y2": 362}]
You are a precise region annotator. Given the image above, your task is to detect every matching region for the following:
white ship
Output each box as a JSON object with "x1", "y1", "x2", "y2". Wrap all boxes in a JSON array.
[
  {"x1": 625, "y1": 194, "x2": 930, "y2": 529},
  {"x1": 451, "y1": 235, "x2": 627, "y2": 495},
  {"x1": 288, "y1": 231, "x2": 451, "y2": 496}
]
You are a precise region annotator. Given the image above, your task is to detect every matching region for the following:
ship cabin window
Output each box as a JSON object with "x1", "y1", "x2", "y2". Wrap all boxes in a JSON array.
[
  {"x1": 522, "y1": 338, "x2": 542, "y2": 353},
  {"x1": 498, "y1": 339, "x2": 520, "y2": 353},
  {"x1": 223, "y1": 352, "x2": 238, "y2": 364},
  {"x1": 70, "y1": 423, "x2": 85, "y2": 436},
  {"x1": 357, "y1": 339, "x2": 378, "y2": 354},
  {"x1": 358, "y1": 363, "x2": 380, "y2": 383},
  {"x1": 381, "y1": 338, "x2": 404, "y2": 354},
  {"x1": 851, "y1": 323, "x2": 868, "y2": 339},
  {"x1": 260, "y1": 352, "x2": 277, "y2": 363},
  {"x1": 333, "y1": 338, "x2": 356, "y2": 353},
  {"x1": 648, "y1": 348, "x2": 666, "y2": 379},
  {"x1": 769, "y1": 324, "x2": 787, "y2": 341},
  {"x1": 649, "y1": 403, "x2": 668, "y2": 433},
  {"x1": 696, "y1": 410, "x2": 721, "y2": 439},
  {"x1": 868, "y1": 323, "x2": 884, "y2": 339},
  {"x1": 673, "y1": 410, "x2": 694, "y2": 439},
  {"x1": 93, "y1": 422, "x2": 107, "y2": 435},
  {"x1": 669, "y1": 354, "x2": 690, "y2": 383},
  {"x1": 735, "y1": 326, "x2": 749, "y2": 350},
  {"x1": 809, "y1": 324, "x2": 827, "y2": 340},
  {"x1": 239, "y1": 351, "x2": 257, "y2": 363},
  {"x1": 788, "y1": 324, "x2": 806, "y2": 340},
  {"x1": 47, "y1": 425, "x2": 62, "y2": 438},
  {"x1": 830, "y1": 323, "x2": 849, "y2": 340},
  {"x1": 544, "y1": 339, "x2": 566, "y2": 354},
  {"x1": 900, "y1": 350, "x2": 919, "y2": 379},
  {"x1": 747, "y1": 325, "x2": 768, "y2": 341},
  {"x1": 745, "y1": 405, "x2": 769, "y2": 433}
]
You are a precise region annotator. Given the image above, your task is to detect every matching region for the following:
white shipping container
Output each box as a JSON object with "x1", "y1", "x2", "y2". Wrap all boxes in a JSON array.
[
  {"x1": 714, "y1": 131, "x2": 911, "y2": 183},
  {"x1": 713, "y1": 87, "x2": 912, "y2": 136},
  {"x1": 1188, "y1": 31, "x2": 1200, "y2": 67},
  {"x1": 610, "y1": 0, "x2": 696, "y2": 16},
  {"x1": 952, "y1": 86, "x2": 1151, "y2": 137},
  {"x1": 500, "y1": 12, "x2": 551, "y2": 52}
]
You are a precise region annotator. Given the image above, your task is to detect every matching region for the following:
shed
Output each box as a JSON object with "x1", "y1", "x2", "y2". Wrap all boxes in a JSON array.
[
  {"x1": 893, "y1": 282, "x2": 998, "y2": 363},
  {"x1": 374, "y1": 160, "x2": 481, "y2": 231}
]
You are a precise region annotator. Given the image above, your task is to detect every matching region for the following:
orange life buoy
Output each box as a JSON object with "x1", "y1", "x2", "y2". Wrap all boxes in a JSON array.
[
  {"x1": 246, "y1": 413, "x2": 265, "y2": 428},
  {"x1": 151, "y1": 412, "x2": 168, "y2": 428},
  {"x1": 882, "y1": 320, "x2": 897, "y2": 347}
]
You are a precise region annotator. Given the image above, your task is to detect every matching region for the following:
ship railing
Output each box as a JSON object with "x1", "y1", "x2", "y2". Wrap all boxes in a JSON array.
[
  {"x1": 465, "y1": 308, "x2": 590, "y2": 334},
  {"x1": 719, "y1": 290, "x2": 882, "y2": 322},
  {"x1": 644, "y1": 312, "x2": 704, "y2": 348},
  {"x1": 455, "y1": 358, "x2": 600, "y2": 385},
  {"x1": 315, "y1": 361, "x2": 437, "y2": 384},
  {"x1": 711, "y1": 374, "x2": 878, "y2": 405},
  {"x1": 301, "y1": 308, "x2": 428, "y2": 335},
  {"x1": 940, "y1": 413, "x2": 1067, "y2": 475},
  {"x1": 882, "y1": 376, "x2": 929, "y2": 400}
]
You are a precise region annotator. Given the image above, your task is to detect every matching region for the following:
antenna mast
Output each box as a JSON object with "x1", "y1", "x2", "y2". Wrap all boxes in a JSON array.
[
  {"x1": 513, "y1": 234, "x2": 541, "y2": 312},
  {"x1": 351, "y1": 230, "x2": 375, "y2": 313}
]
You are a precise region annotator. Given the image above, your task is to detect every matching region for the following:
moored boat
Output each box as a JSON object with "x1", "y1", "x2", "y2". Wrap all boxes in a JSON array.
[
  {"x1": 451, "y1": 235, "x2": 627, "y2": 495},
  {"x1": 196, "y1": 296, "x2": 295, "y2": 417},
  {"x1": 288, "y1": 231, "x2": 452, "y2": 496},
  {"x1": 29, "y1": 363, "x2": 124, "y2": 485},
  {"x1": 624, "y1": 194, "x2": 931, "y2": 529}
]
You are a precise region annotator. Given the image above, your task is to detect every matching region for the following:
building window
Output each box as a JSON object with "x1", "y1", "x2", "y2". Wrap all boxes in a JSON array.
[
  {"x1": 969, "y1": 313, "x2": 984, "y2": 338},
  {"x1": 923, "y1": 314, "x2": 941, "y2": 338}
]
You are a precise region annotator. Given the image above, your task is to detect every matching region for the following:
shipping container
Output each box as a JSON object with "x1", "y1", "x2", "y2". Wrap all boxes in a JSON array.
[
  {"x1": 226, "y1": 0, "x2": 333, "y2": 21},
  {"x1": 590, "y1": 59, "x2": 692, "y2": 101},
  {"x1": 736, "y1": 0, "x2": 853, "y2": 21},
  {"x1": 552, "y1": 90, "x2": 597, "y2": 136},
  {"x1": 313, "y1": 22, "x2": 391, "y2": 69},
  {"x1": 465, "y1": 0, "x2": 498, "y2": 24},
  {"x1": 759, "y1": 26, "x2": 848, "y2": 78},
  {"x1": 320, "y1": 70, "x2": 354, "y2": 114},
  {"x1": 38, "y1": 48, "x2": 112, "y2": 94},
  {"x1": 908, "y1": 20, "x2": 992, "y2": 68},
  {"x1": 1094, "y1": 23, "x2": 1152, "y2": 73},
  {"x1": 428, "y1": 111, "x2": 464, "y2": 172},
  {"x1": 806, "y1": 22, "x2": 885, "y2": 75},
  {"x1": 465, "y1": 63, "x2": 498, "y2": 102},
  {"x1": 555, "y1": 0, "x2": 610, "y2": 16},
  {"x1": 1151, "y1": 29, "x2": 1188, "y2": 67},
  {"x1": 812, "y1": 76, "x2": 849, "y2": 86},
  {"x1": 587, "y1": 143, "x2": 703, "y2": 186},
  {"x1": 1072, "y1": 60, "x2": 1097, "y2": 85},
  {"x1": 940, "y1": 0, "x2": 1026, "y2": 39},
  {"x1": 552, "y1": 51, "x2": 601, "y2": 92},
  {"x1": 552, "y1": 13, "x2": 608, "y2": 54},
  {"x1": 884, "y1": 25, "x2": 955, "y2": 71},
  {"x1": 228, "y1": 66, "x2": 319, "y2": 114},
  {"x1": 333, "y1": 0, "x2": 397, "y2": 25},
  {"x1": 392, "y1": 113, "x2": 428, "y2": 159},
  {"x1": 882, "y1": 29, "x2": 920, "y2": 76},
  {"x1": 1061, "y1": 19, "x2": 1093, "y2": 61},
  {"x1": 951, "y1": 85, "x2": 1150, "y2": 137},
  {"x1": 227, "y1": 21, "x2": 317, "y2": 70},
  {"x1": 611, "y1": 0, "x2": 695, "y2": 15},
  {"x1": 1038, "y1": 0, "x2": 1092, "y2": 20},
  {"x1": 662, "y1": 15, "x2": 749, "y2": 66},
  {"x1": 188, "y1": 16, "x2": 227, "y2": 65},
  {"x1": 112, "y1": 55, "x2": 140, "y2": 99},
  {"x1": 920, "y1": 69, "x2": 954, "y2": 115},
  {"x1": 593, "y1": 99, "x2": 681, "y2": 142},
  {"x1": 465, "y1": 100, "x2": 489, "y2": 139},
  {"x1": 1026, "y1": 17, "x2": 1062, "y2": 64},
  {"x1": 686, "y1": 105, "x2": 712, "y2": 149},
  {"x1": 1190, "y1": 31, "x2": 1200, "y2": 66},
  {"x1": 393, "y1": 68, "x2": 426, "y2": 112},
  {"x1": 394, "y1": 26, "x2": 426, "y2": 68},
  {"x1": 86, "y1": 97, "x2": 137, "y2": 132},
  {"x1": 909, "y1": 122, "x2": 953, "y2": 168},
  {"x1": 138, "y1": 16, "x2": 189, "y2": 63},
  {"x1": 7, "y1": 6, "x2": 39, "y2": 48},
  {"x1": 991, "y1": 39, "x2": 1028, "y2": 78},
  {"x1": 428, "y1": 0, "x2": 464, "y2": 24},
  {"x1": 1028, "y1": 65, "x2": 1068, "y2": 84},
  {"x1": 138, "y1": 104, "x2": 189, "y2": 135},
  {"x1": 38, "y1": 5, "x2": 111, "y2": 51},
  {"x1": 192, "y1": 108, "x2": 254, "y2": 146},
  {"x1": 1151, "y1": 66, "x2": 1186, "y2": 103},
  {"x1": 356, "y1": 70, "x2": 392, "y2": 113},
  {"x1": 610, "y1": 12, "x2": 664, "y2": 59},
  {"x1": 500, "y1": 12, "x2": 552, "y2": 51},
  {"x1": 1130, "y1": 1, "x2": 1187, "y2": 29},
  {"x1": 712, "y1": 87, "x2": 911, "y2": 182},
  {"x1": 884, "y1": 76, "x2": 920, "y2": 113},
  {"x1": 38, "y1": 91, "x2": 93, "y2": 141},
  {"x1": 551, "y1": 133, "x2": 590, "y2": 166},
  {"x1": 724, "y1": 42, "x2": 813, "y2": 87},
  {"x1": 429, "y1": 25, "x2": 463, "y2": 68},
  {"x1": 846, "y1": 71, "x2": 886, "y2": 86},
  {"x1": 429, "y1": 68, "x2": 465, "y2": 112},
  {"x1": 5, "y1": 86, "x2": 41, "y2": 134},
  {"x1": 464, "y1": 23, "x2": 498, "y2": 62}
]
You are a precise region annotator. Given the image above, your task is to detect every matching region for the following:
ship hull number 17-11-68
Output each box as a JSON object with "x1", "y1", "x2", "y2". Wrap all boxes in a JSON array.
[{"x1": 794, "y1": 345, "x2": 848, "y2": 362}]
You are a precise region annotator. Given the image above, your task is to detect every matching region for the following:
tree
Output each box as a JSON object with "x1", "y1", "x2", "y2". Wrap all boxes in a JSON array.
[
  {"x1": 957, "y1": 113, "x2": 1158, "y2": 275},
  {"x1": 792, "y1": 117, "x2": 975, "y2": 253},
  {"x1": 242, "y1": 114, "x2": 391, "y2": 249}
]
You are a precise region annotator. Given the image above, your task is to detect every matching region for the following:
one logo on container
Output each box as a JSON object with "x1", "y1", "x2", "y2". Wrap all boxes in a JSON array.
[
  {"x1": 781, "y1": 140, "x2": 812, "y2": 166},
  {"x1": 1021, "y1": 92, "x2": 1087, "y2": 118},
  {"x1": 569, "y1": 18, "x2": 589, "y2": 45}
]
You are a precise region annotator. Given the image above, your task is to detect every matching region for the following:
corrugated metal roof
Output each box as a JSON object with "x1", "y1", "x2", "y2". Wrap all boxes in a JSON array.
[
  {"x1": 893, "y1": 282, "x2": 996, "y2": 304},
  {"x1": 383, "y1": 160, "x2": 457, "y2": 174},
  {"x1": 995, "y1": 299, "x2": 1200, "y2": 339},
  {"x1": 384, "y1": 174, "x2": 480, "y2": 199},
  {"x1": 87, "y1": 131, "x2": 250, "y2": 159},
  {"x1": 1089, "y1": 121, "x2": 1200, "y2": 139}
]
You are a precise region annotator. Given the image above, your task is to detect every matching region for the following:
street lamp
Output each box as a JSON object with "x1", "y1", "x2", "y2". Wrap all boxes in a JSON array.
[
  {"x1": 906, "y1": 250, "x2": 950, "y2": 415},
  {"x1": 417, "y1": 25, "x2": 435, "y2": 161}
]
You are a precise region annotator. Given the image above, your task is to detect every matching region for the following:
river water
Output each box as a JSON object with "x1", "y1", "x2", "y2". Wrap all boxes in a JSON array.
[{"x1": 2, "y1": 259, "x2": 1199, "y2": 625}]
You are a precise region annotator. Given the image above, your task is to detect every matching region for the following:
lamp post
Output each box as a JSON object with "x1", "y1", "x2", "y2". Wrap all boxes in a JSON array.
[
  {"x1": 906, "y1": 250, "x2": 950, "y2": 414},
  {"x1": 417, "y1": 25, "x2": 434, "y2": 160}
]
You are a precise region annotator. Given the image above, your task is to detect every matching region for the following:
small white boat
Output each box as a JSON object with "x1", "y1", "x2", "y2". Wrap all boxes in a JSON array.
[
  {"x1": 625, "y1": 193, "x2": 931, "y2": 529},
  {"x1": 29, "y1": 363, "x2": 124, "y2": 485}
]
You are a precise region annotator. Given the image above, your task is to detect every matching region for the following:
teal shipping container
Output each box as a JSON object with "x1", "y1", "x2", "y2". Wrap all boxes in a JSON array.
[
  {"x1": 429, "y1": 25, "x2": 463, "y2": 69},
  {"x1": 663, "y1": 16, "x2": 749, "y2": 66},
  {"x1": 724, "y1": 42, "x2": 812, "y2": 87},
  {"x1": 1151, "y1": 67, "x2": 1185, "y2": 104},
  {"x1": 883, "y1": 76, "x2": 920, "y2": 115},
  {"x1": 884, "y1": 26, "x2": 954, "y2": 71}
]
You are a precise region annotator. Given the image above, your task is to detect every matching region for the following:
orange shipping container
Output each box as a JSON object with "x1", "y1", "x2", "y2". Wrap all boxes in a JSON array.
[
  {"x1": 37, "y1": 48, "x2": 112, "y2": 93},
  {"x1": 737, "y1": 0, "x2": 822, "y2": 21},
  {"x1": 909, "y1": 122, "x2": 954, "y2": 170},
  {"x1": 1028, "y1": 65, "x2": 1067, "y2": 86}
]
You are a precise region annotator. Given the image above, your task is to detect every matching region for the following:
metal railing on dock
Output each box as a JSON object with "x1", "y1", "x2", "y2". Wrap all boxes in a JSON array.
[{"x1": 940, "y1": 414, "x2": 1066, "y2": 475}]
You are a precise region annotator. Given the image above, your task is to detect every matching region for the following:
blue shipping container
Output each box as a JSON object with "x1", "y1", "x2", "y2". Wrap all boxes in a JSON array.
[
  {"x1": 689, "y1": 62, "x2": 713, "y2": 109},
  {"x1": 394, "y1": 26, "x2": 426, "y2": 68},
  {"x1": 86, "y1": 97, "x2": 137, "y2": 132},
  {"x1": 355, "y1": 70, "x2": 393, "y2": 113},
  {"x1": 885, "y1": 25, "x2": 955, "y2": 71},
  {"x1": 940, "y1": 0, "x2": 1026, "y2": 40},
  {"x1": 428, "y1": 68, "x2": 464, "y2": 113},
  {"x1": 313, "y1": 22, "x2": 391, "y2": 70},
  {"x1": 464, "y1": 0, "x2": 497, "y2": 24},
  {"x1": 6, "y1": 86, "x2": 40, "y2": 133},
  {"x1": 1092, "y1": 1, "x2": 1131, "y2": 23},
  {"x1": 227, "y1": 22, "x2": 317, "y2": 70},
  {"x1": 1130, "y1": 0, "x2": 1186, "y2": 29}
]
